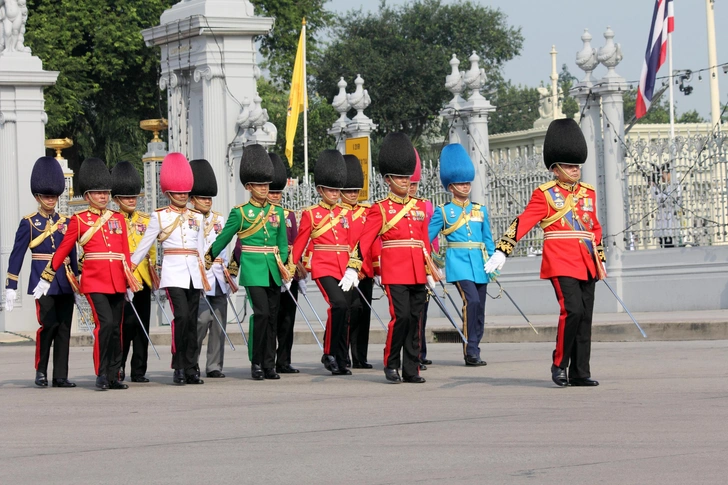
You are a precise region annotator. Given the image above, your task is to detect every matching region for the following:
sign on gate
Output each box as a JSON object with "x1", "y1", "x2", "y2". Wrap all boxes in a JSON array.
[{"x1": 345, "y1": 136, "x2": 370, "y2": 201}]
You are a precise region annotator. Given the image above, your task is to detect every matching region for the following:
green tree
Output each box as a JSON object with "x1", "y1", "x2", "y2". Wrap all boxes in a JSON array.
[
  {"x1": 488, "y1": 83, "x2": 540, "y2": 134},
  {"x1": 623, "y1": 88, "x2": 708, "y2": 125},
  {"x1": 250, "y1": 0, "x2": 333, "y2": 84},
  {"x1": 313, "y1": 0, "x2": 523, "y2": 140}
]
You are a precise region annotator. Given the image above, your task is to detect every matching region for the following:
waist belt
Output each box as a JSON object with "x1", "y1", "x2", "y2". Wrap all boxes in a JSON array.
[
  {"x1": 163, "y1": 249, "x2": 199, "y2": 256},
  {"x1": 84, "y1": 252, "x2": 142, "y2": 292},
  {"x1": 543, "y1": 231, "x2": 594, "y2": 241},
  {"x1": 214, "y1": 258, "x2": 223, "y2": 264},
  {"x1": 32, "y1": 254, "x2": 70, "y2": 265},
  {"x1": 381, "y1": 239, "x2": 425, "y2": 249},
  {"x1": 85, "y1": 252, "x2": 126, "y2": 261},
  {"x1": 240, "y1": 245, "x2": 279, "y2": 254},
  {"x1": 446, "y1": 242, "x2": 485, "y2": 249},
  {"x1": 313, "y1": 244, "x2": 350, "y2": 252},
  {"x1": 160, "y1": 249, "x2": 211, "y2": 292}
]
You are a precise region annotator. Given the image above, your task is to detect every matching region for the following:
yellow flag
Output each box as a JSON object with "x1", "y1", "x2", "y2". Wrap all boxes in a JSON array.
[{"x1": 285, "y1": 20, "x2": 307, "y2": 167}]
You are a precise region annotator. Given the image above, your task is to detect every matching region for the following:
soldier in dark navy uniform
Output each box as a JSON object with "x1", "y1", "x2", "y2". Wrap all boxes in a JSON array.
[{"x1": 5, "y1": 157, "x2": 79, "y2": 388}]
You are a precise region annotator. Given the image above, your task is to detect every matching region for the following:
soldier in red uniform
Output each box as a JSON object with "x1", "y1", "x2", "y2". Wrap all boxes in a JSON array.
[
  {"x1": 292, "y1": 150, "x2": 356, "y2": 376},
  {"x1": 485, "y1": 119, "x2": 605, "y2": 387},
  {"x1": 35, "y1": 158, "x2": 139, "y2": 390},
  {"x1": 348, "y1": 133, "x2": 437, "y2": 384}
]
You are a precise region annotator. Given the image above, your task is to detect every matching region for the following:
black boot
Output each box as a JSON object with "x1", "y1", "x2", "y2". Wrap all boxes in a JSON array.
[
  {"x1": 173, "y1": 369, "x2": 186, "y2": 385},
  {"x1": 551, "y1": 365, "x2": 568, "y2": 387},
  {"x1": 321, "y1": 355, "x2": 340, "y2": 374},
  {"x1": 35, "y1": 371, "x2": 48, "y2": 387},
  {"x1": 383, "y1": 368, "x2": 402, "y2": 383},
  {"x1": 251, "y1": 364, "x2": 264, "y2": 380},
  {"x1": 52, "y1": 378, "x2": 77, "y2": 388},
  {"x1": 263, "y1": 368, "x2": 280, "y2": 380},
  {"x1": 95, "y1": 375, "x2": 110, "y2": 390}
]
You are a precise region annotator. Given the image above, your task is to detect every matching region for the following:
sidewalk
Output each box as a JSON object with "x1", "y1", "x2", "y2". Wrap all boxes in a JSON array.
[{"x1": 4, "y1": 309, "x2": 728, "y2": 346}]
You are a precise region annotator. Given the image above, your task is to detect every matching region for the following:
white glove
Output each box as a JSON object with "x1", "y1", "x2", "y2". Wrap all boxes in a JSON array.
[
  {"x1": 4, "y1": 289, "x2": 16, "y2": 312},
  {"x1": 484, "y1": 250, "x2": 507, "y2": 274},
  {"x1": 374, "y1": 275, "x2": 382, "y2": 287},
  {"x1": 125, "y1": 288, "x2": 135, "y2": 302},
  {"x1": 298, "y1": 276, "x2": 308, "y2": 295},
  {"x1": 338, "y1": 268, "x2": 359, "y2": 292},
  {"x1": 426, "y1": 275, "x2": 437, "y2": 290},
  {"x1": 32, "y1": 280, "x2": 51, "y2": 300},
  {"x1": 283, "y1": 279, "x2": 292, "y2": 292},
  {"x1": 74, "y1": 294, "x2": 86, "y2": 308}
]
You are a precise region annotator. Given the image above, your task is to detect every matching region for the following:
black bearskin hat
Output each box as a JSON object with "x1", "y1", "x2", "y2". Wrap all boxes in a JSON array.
[
  {"x1": 190, "y1": 159, "x2": 218, "y2": 197},
  {"x1": 239, "y1": 144, "x2": 273, "y2": 185},
  {"x1": 268, "y1": 152, "x2": 288, "y2": 192},
  {"x1": 378, "y1": 132, "x2": 416, "y2": 176},
  {"x1": 78, "y1": 157, "x2": 112, "y2": 194},
  {"x1": 111, "y1": 161, "x2": 142, "y2": 197},
  {"x1": 343, "y1": 154, "x2": 364, "y2": 190},
  {"x1": 30, "y1": 157, "x2": 65, "y2": 196},
  {"x1": 314, "y1": 150, "x2": 347, "y2": 188},
  {"x1": 543, "y1": 119, "x2": 588, "y2": 170}
]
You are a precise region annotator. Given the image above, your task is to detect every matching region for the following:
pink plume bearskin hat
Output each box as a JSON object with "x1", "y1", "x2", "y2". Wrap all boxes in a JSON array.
[{"x1": 160, "y1": 152, "x2": 193, "y2": 193}]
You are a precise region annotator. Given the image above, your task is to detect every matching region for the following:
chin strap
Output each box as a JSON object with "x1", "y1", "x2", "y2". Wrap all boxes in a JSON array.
[
  {"x1": 554, "y1": 164, "x2": 580, "y2": 184},
  {"x1": 114, "y1": 198, "x2": 136, "y2": 213},
  {"x1": 451, "y1": 186, "x2": 472, "y2": 198},
  {"x1": 249, "y1": 187, "x2": 268, "y2": 203},
  {"x1": 386, "y1": 174, "x2": 410, "y2": 192}
]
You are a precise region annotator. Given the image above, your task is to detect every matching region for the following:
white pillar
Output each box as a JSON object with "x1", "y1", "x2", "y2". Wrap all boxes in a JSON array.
[
  {"x1": 328, "y1": 77, "x2": 351, "y2": 154},
  {"x1": 440, "y1": 54, "x2": 469, "y2": 149},
  {"x1": 705, "y1": 0, "x2": 721, "y2": 126}
]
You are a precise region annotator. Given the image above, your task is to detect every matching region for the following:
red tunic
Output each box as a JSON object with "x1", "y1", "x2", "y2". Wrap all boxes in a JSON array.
[
  {"x1": 496, "y1": 180, "x2": 605, "y2": 280},
  {"x1": 342, "y1": 202, "x2": 374, "y2": 278},
  {"x1": 358, "y1": 194, "x2": 430, "y2": 285},
  {"x1": 49, "y1": 208, "x2": 132, "y2": 294},
  {"x1": 292, "y1": 202, "x2": 352, "y2": 280}
]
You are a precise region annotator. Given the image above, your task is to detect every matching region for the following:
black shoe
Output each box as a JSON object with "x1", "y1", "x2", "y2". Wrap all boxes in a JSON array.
[
  {"x1": 403, "y1": 375, "x2": 426, "y2": 383},
  {"x1": 421, "y1": 359, "x2": 433, "y2": 365},
  {"x1": 95, "y1": 375, "x2": 109, "y2": 390},
  {"x1": 131, "y1": 376, "x2": 149, "y2": 383},
  {"x1": 276, "y1": 364, "x2": 300, "y2": 374},
  {"x1": 345, "y1": 357, "x2": 352, "y2": 368},
  {"x1": 52, "y1": 378, "x2": 77, "y2": 388},
  {"x1": 384, "y1": 368, "x2": 402, "y2": 383},
  {"x1": 251, "y1": 364, "x2": 264, "y2": 380},
  {"x1": 206, "y1": 370, "x2": 225, "y2": 378},
  {"x1": 352, "y1": 362, "x2": 373, "y2": 369},
  {"x1": 35, "y1": 371, "x2": 48, "y2": 387},
  {"x1": 321, "y1": 355, "x2": 340, "y2": 373},
  {"x1": 263, "y1": 368, "x2": 280, "y2": 379},
  {"x1": 551, "y1": 365, "x2": 568, "y2": 387},
  {"x1": 332, "y1": 368, "x2": 352, "y2": 375},
  {"x1": 419, "y1": 363, "x2": 427, "y2": 371},
  {"x1": 569, "y1": 377, "x2": 599, "y2": 387},
  {"x1": 173, "y1": 369, "x2": 186, "y2": 385},
  {"x1": 465, "y1": 356, "x2": 487, "y2": 366},
  {"x1": 118, "y1": 368, "x2": 125, "y2": 382},
  {"x1": 186, "y1": 375, "x2": 205, "y2": 384},
  {"x1": 109, "y1": 380, "x2": 129, "y2": 390}
]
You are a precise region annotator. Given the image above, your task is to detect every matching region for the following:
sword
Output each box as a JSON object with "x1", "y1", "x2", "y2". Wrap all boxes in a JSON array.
[
  {"x1": 226, "y1": 294, "x2": 248, "y2": 347},
  {"x1": 356, "y1": 286, "x2": 388, "y2": 333},
  {"x1": 152, "y1": 290, "x2": 174, "y2": 326},
  {"x1": 602, "y1": 279, "x2": 647, "y2": 338},
  {"x1": 286, "y1": 286, "x2": 323, "y2": 350},
  {"x1": 493, "y1": 280, "x2": 539, "y2": 335},
  {"x1": 200, "y1": 291, "x2": 235, "y2": 350},
  {"x1": 438, "y1": 281, "x2": 464, "y2": 322},
  {"x1": 427, "y1": 287, "x2": 468, "y2": 344},
  {"x1": 127, "y1": 299, "x2": 161, "y2": 359},
  {"x1": 74, "y1": 302, "x2": 95, "y2": 340},
  {"x1": 301, "y1": 292, "x2": 326, "y2": 331}
]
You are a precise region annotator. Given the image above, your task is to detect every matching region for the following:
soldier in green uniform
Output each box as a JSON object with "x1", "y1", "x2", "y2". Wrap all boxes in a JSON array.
[{"x1": 205, "y1": 145, "x2": 289, "y2": 381}]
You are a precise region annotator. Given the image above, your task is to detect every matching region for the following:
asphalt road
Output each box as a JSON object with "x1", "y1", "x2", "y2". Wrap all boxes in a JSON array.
[{"x1": 1, "y1": 340, "x2": 727, "y2": 484}]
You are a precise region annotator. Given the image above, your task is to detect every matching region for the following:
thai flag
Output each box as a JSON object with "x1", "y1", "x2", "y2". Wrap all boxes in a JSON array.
[{"x1": 636, "y1": 0, "x2": 675, "y2": 118}]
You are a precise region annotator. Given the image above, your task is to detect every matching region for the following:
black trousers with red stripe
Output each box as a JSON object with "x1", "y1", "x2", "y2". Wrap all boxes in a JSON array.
[
  {"x1": 34, "y1": 294, "x2": 74, "y2": 378},
  {"x1": 550, "y1": 276, "x2": 596, "y2": 379},
  {"x1": 349, "y1": 276, "x2": 373, "y2": 365},
  {"x1": 121, "y1": 284, "x2": 151, "y2": 378},
  {"x1": 316, "y1": 276, "x2": 353, "y2": 369},
  {"x1": 166, "y1": 285, "x2": 200, "y2": 375},
  {"x1": 384, "y1": 284, "x2": 427, "y2": 379},
  {"x1": 87, "y1": 292, "x2": 125, "y2": 379}
]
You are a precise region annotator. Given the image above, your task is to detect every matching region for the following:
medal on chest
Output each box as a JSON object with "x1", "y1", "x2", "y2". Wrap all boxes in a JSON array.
[
  {"x1": 341, "y1": 217, "x2": 349, "y2": 229},
  {"x1": 135, "y1": 222, "x2": 146, "y2": 235},
  {"x1": 188, "y1": 218, "x2": 200, "y2": 231},
  {"x1": 581, "y1": 197, "x2": 594, "y2": 212},
  {"x1": 107, "y1": 218, "x2": 122, "y2": 234},
  {"x1": 58, "y1": 222, "x2": 67, "y2": 234},
  {"x1": 213, "y1": 222, "x2": 222, "y2": 233},
  {"x1": 269, "y1": 214, "x2": 280, "y2": 228},
  {"x1": 248, "y1": 209, "x2": 255, "y2": 218}
]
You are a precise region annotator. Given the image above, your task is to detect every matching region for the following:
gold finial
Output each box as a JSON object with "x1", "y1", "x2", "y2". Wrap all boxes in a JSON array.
[
  {"x1": 140, "y1": 119, "x2": 169, "y2": 143},
  {"x1": 44, "y1": 138, "x2": 74, "y2": 160}
]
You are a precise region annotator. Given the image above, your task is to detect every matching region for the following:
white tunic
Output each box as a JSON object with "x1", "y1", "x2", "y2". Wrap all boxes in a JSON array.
[
  {"x1": 131, "y1": 206, "x2": 207, "y2": 290},
  {"x1": 201, "y1": 210, "x2": 229, "y2": 296}
]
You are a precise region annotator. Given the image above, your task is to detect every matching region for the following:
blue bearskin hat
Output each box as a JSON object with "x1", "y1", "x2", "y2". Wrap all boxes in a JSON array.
[
  {"x1": 439, "y1": 144, "x2": 475, "y2": 190},
  {"x1": 543, "y1": 118, "x2": 588, "y2": 170},
  {"x1": 30, "y1": 157, "x2": 65, "y2": 196}
]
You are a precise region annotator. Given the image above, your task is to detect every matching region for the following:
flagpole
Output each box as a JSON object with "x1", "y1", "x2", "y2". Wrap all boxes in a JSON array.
[
  {"x1": 302, "y1": 20, "x2": 309, "y2": 182},
  {"x1": 705, "y1": 0, "x2": 721, "y2": 127},
  {"x1": 667, "y1": 30, "x2": 675, "y2": 141}
]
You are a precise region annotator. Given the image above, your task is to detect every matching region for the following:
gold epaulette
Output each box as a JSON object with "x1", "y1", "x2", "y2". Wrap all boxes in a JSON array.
[
  {"x1": 74, "y1": 209, "x2": 88, "y2": 215},
  {"x1": 212, "y1": 210, "x2": 222, "y2": 217},
  {"x1": 188, "y1": 208, "x2": 202, "y2": 214},
  {"x1": 579, "y1": 182, "x2": 595, "y2": 190},
  {"x1": 136, "y1": 211, "x2": 150, "y2": 219},
  {"x1": 357, "y1": 202, "x2": 372, "y2": 208},
  {"x1": 538, "y1": 180, "x2": 557, "y2": 191},
  {"x1": 374, "y1": 197, "x2": 388, "y2": 205},
  {"x1": 233, "y1": 202, "x2": 246, "y2": 209},
  {"x1": 23, "y1": 212, "x2": 38, "y2": 220},
  {"x1": 154, "y1": 207, "x2": 167, "y2": 212},
  {"x1": 304, "y1": 204, "x2": 319, "y2": 211}
]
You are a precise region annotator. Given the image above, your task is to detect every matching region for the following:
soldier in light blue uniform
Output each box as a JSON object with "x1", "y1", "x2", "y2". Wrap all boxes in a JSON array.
[{"x1": 428, "y1": 144, "x2": 495, "y2": 366}]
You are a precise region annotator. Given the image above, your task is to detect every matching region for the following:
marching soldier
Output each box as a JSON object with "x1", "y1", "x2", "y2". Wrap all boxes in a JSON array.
[
  {"x1": 5, "y1": 157, "x2": 78, "y2": 388},
  {"x1": 267, "y1": 152, "x2": 304, "y2": 374},
  {"x1": 341, "y1": 154, "x2": 374, "y2": 369},
  {"x1": 112, "y1": 161, "x2": 155, "y2": 383},
  {"x1": 35, "y1": 157, "x2": 139, "y2": 390},
  {"x1": 292, "y1": 150, "x2": 356, "y2": 376},
  {"x1": 189, "y1": 159, "x2": 230, "y2": 379},
  {"x1": 346, "y1": 133, "x2": 437, "y2": 384},
  {"x1": 206, "y1": 145, "x2": 289, "y2": 381},
  {"x1": 429, "y1": 144, "x2": 495, "y2": 366},
  {"x1": 131, "y1": 152, "x2": 208, "y2": 386},
  {"x1": 485, "y1": 119, "x2": 605, "y2": 387}
]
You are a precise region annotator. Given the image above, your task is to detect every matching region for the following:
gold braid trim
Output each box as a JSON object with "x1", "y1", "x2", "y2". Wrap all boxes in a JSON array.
[{"x1": 495, "y1": 218, "x2": 519, "y2": 256}]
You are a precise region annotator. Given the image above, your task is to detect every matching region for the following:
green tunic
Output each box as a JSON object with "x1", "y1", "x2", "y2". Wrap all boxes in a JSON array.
[{"x1": 206, "y1": 201, "x2": 288, "y2": 287}]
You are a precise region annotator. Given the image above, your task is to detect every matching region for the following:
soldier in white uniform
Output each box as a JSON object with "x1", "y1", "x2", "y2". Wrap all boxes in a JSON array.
[
  {"x1": 189, "y1": 159, "x2": 231, "y2": 378},
  {"x1": 131, "y1": 152, "x2": 209, "y2": 385}
]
